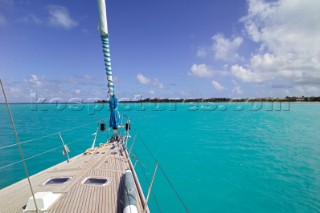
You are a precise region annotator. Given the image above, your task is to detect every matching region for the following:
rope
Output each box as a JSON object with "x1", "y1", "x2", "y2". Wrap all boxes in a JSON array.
[
  {"x1": 0, "y1": 146, "x2": 63, "y2": 171},
  {"x1": 0, "y1": 132, "x2": 57, "y2": 151},
  {"x1": 0, "y1": 118, "x2": 108, "y2": 151},
  {"x1": 0, "y1": 133, "x2": 93, "y2": 171},
  {"x1": 133, "y1": 131, "x2": 190, "y2": 213},
  {"x1": 135, "y1": 158, "x2": 162, "y2": 213},
  {"x1": 101, "y1": 35, "x2": 114, "y2": 96},
  {"x1": 0, "y1": 78, "x2": 40, "y2": 213}
]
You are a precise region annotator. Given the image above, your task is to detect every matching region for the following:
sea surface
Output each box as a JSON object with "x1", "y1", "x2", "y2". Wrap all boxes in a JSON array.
[{"x1": 0, "y1": 102, "x2": 319, "y2": 212}]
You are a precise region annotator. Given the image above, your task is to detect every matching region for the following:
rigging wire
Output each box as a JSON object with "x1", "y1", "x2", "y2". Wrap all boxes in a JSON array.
[
  {"x1": 1, "y1": 84, "x2": 188, "y2": 212},
  {"x1": 0, "y1": 78, "x2": 40, "y2": 213},
  {"x1": 0, "y1": 133, "x2": 93, "y2": 171},
  {"x1": 0, "y1": 118, "x2": 108, "y2": 151},
  {"x1": 132, "y1": 130, "x2": 190, "y2": 213},
  {"x1": 135, "y1": 157, "x2": 162, "y2": 213}
]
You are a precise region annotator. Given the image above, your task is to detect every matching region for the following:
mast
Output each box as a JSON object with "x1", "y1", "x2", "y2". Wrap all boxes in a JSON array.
[
  {"x1": 97, "y1": 0, "x2": 120, "y2": 133},
  {"x1": 97, "y1": 0, "x2": 114, "y2": 97}
]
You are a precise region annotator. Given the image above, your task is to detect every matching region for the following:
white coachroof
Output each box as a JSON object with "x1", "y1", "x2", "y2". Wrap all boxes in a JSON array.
[{"x1": 24, "y1": 192, "x2": 61, "y2": 212}]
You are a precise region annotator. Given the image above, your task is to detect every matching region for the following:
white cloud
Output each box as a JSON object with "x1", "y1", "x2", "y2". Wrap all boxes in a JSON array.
[
  {"x1": 137, "y1": 73, "x2": 151, "y2": 85},
  {"x1": 149, "y1": 90, "x2": 155, "y2": 95},
  {"x1": 1, "y1": 75, "x2": 108, "y2": 102},
  {"x1": 29, "y1": 91, "x2": 37, "y2": 99},
  {"x1": 232, "y1": 80, "x2": 238, "y2": 86},
  {"x1": 231, "y1": 64, "x2": 262, "y2": 83},
  {"x1": 133, "y1": 94, "x2": 143, "y2": 100},
  {"x1": 136, "y1": 73, "x2": 164, "y2": 89},
  {"x1": 28, "y1": 75, "x2": 43, "y2": 87},
  {"x1": 0, "y1": 13, "x2": 8, "y2": 27},
  {"x1": 47, "y1": 5, "x2": 78, "y2": 29},
  {"x1": 83, "y1": 75, "x2": 91, "y2": 80},
  {"x1": 112, "y1": 76, "x2": 119, "y2": 83},
  {"x1": 231, "y1": 80, "x2": 243, "y2": 95},
  {"x1": 153, "y1": 79, "x2": 164, "y2": 89},
  {"x1": 232, "y1": 0, "x2": 320, "y2": 89},
  {"x1": 196, "y1": 48, "x2": 207, "y2": 57},
  {"x1": 212, "y1": 34, "x2": 243, "y2": 61},
  {"x1": 296, "y1": 85, "x2": 320, "y2": 96},
  {"x1": 232, "y1": 86, "x2": 243, "y2": 95},
  {"x1": 211, "y1": 80, "x2": 225, "y2": 91},
  {"x1": 196, "y1": 34, "x2": 243, "y2": 61},
  {"x1": 21, "y1": 14, "x2": 42, "y2": 25},
  {"x1": 8, "y1": 87, "x2": 22, "y2": 98},
  {"x1": 189, "y1": 64, "x2": 214, "y2": 78}
]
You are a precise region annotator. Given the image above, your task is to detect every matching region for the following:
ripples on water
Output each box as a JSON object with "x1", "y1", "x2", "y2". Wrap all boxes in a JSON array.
[{"x1": 0, "y1": 103, "x2": 319, "y2": 212}]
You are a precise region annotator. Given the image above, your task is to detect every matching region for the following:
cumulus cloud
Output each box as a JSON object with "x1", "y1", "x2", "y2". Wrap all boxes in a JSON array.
[
  {"x1": 189, "y1": 64, "x2": 214, "y2": 78},
  {"x1": 232, "y1": 86, "x2": 243, "y2": 95},
  {"x1": 0, "y1": 13, "x2": 8, "y2": 27},
  {"x1": 189, "y1": 0, "x2": 320, "y2": 96},
  {"x1": 137, "y1": 73, "x2": 151, "y2": 85},
  {"x1": 153, "y1": 79, "x2": 164, "y2": 89},
  {"x1": 133, "y1": 94, "x2": 143, "y2": 100},
  {"x1": 196, "y1": 34, "x2": 243, "y2": 61},
  {"x1": 231, "y1": 80, "x2": 243, "y2": 95},
  {"x1": 136, "y1": 73, "x2": 164, "y2": 89},
  {"x1": 47, "y1": 5, "x2": 78, "y2": 29},
  {"x1": 212, "y1": 34, "x2": 243, "y2": 61},
  {"x1": 149, "y1": 90, "x2": 155, "y2": 95},
  {"x1": 28, "y1": 75, "x2": 43, "y2": 87},
  {"x1": 231, "y1": 0, "x2": 320, "y2": 89},
  {"x1": 196, "y1": 48, "x2": 207, "y2": 57},
  {"x1": 8, "y1": 87, "x2": 22, "y2": 98},
  {"x1": 211, "y1": 80, "x2": 225, "y2": 91},
  {"x1": 1, "y1": 74, "x2": 108, "y2": 102},
  {"x1": 296, "y1": 85, "x2": 320, "y2": 95},
  {"x1": 231, "y1": 64, "x2": 262, "y2": 83}
]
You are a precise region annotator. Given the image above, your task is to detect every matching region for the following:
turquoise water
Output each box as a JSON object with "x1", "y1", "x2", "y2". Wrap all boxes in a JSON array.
[{"x1": 0, "y1": 102, "x2": 319, "y2": 212}]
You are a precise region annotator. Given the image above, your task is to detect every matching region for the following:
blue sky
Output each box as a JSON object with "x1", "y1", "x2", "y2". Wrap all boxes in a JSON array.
[{"x1": 0, "y1": 0, "x2": 320, "y2": 102}]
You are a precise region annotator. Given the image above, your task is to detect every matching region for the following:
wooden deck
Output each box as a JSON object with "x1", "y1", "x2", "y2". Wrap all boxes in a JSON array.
[{"x1": 0, "y1": 140, "x2": 147, "y2": 213}]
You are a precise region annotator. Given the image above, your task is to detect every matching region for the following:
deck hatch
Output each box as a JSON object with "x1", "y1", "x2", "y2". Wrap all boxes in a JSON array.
[
  {"x1": 82, "y1": 177, "x2": 109, "y2": 186},
  {"x1": 44, "y1": 177, "x2": 71, "y2": 185}
]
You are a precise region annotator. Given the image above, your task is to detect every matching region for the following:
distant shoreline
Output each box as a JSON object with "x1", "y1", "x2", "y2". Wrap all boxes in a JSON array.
[
  {"x1": 98, "y1": 96, "x2": 320, "y2": 103},
  {"x1": 1, "y1": 97, "x2": 320, "y2": 104}
]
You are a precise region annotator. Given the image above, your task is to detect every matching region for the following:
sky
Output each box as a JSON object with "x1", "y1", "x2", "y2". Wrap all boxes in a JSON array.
[{"x1": 0, "y1": 0, "x2": 320, "y2": 102}]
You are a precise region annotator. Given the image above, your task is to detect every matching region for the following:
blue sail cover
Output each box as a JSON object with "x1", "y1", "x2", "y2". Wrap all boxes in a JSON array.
[{"x1": 109, "y1": 96, "x2": 120, "y2": 129}]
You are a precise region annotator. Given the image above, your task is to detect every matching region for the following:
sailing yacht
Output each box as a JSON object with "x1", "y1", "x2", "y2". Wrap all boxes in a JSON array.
[{"x1": 0, "y1": 0, "x2": 148, "y2": 212}]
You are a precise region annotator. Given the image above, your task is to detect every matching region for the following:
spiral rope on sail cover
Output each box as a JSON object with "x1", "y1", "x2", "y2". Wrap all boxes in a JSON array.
[{"x1": 101, "y1": 35, "x2": 114, "y2": 97}]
